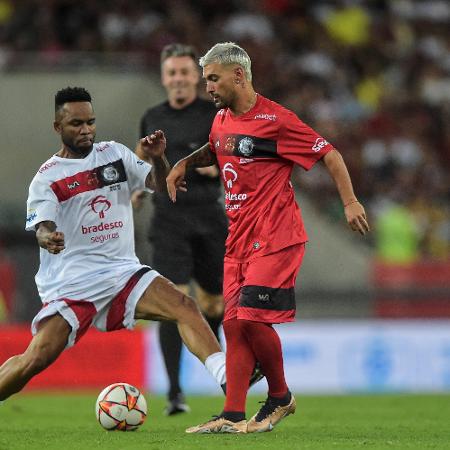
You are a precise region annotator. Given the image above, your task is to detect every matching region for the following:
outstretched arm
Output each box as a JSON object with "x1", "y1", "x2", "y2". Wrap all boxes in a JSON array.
[
  {"x1": 322, "y1": 149, "x2": 370, "y2": 235},
  {"x1": 138, "y1": 130, "x2": 171, "y2": 192},
  {"x1": 166, "y1": 143, "x2": 218, "y2": 202},
  {"x1": 36, "y1": 221, "x2": 65, "y2": 254}
]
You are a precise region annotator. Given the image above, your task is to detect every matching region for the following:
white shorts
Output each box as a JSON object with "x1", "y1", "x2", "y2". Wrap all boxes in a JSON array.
[{"x1": 31, "y1": 266, "x2": 160, "y2": 348}]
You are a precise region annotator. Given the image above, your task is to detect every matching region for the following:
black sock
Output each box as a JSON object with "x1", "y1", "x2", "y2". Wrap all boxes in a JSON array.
[
  {"x1": 159, "y1": 321, "x2": 182, "y2": 400},
  {"x1": 269, "y1": 390, "x2": 291, "y2": 406},
  {"x1": 222, "y1": 411, "x2": 246, "y2": 422}
]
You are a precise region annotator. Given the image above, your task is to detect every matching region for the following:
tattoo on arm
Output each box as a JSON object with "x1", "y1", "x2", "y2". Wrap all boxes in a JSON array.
[{"x1": 185, "y1": 143, "x2": 217, "y2": 169}]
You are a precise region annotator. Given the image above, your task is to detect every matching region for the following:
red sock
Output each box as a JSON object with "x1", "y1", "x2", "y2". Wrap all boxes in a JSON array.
[
  {"x1": 223, "y1": 318, "x2": 256, "y2": 413},
  {"x1": 240, "y1": 320, "x2": 288, "y2": 397}
]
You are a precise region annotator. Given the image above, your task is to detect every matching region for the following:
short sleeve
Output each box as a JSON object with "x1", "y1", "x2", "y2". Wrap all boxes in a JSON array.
[
  {"x1": 278, "y1": 111, "x2": 334, "y2": 171},
  {"x1": 25, "y1": 175, "x2": 59, "y2": 231},
  {"x1": 115, "y1": 142, "x2": 152, "y2": 192}
]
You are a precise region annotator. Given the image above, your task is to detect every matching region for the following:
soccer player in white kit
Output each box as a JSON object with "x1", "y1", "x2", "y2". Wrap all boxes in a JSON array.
[{"x1": 0, "y1": 87, "x2": 226, "y2": 402}]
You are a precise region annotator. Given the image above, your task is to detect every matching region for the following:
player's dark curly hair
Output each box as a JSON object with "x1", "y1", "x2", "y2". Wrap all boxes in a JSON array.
[{"x1": 55, "y1": 87, "x2": 91, "y2": 113}]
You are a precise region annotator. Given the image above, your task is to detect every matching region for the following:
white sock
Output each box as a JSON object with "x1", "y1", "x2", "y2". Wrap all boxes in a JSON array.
[{"x1": 205, "y1": 351, "x2": 226, "y2": 386}]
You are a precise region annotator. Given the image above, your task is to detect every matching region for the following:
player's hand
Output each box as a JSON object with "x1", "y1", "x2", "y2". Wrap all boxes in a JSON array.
[
  {"x1": 140, "y1": 130, "x2": 166, "y2": 159},
  {"x1": 166, "y1": 161, "x2": 188, "y2": 202},
  {"x1": 344, "y1": 202, "x2": 370, "y2": 235},
  {"x1": 38, "y1": 231, "x2": 66, "y2": 254}
]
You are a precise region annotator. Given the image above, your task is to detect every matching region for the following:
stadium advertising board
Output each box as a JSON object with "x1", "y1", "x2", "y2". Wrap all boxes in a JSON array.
[{"x1": 146, "y1": 320, "x2": 450, "y2": 394}]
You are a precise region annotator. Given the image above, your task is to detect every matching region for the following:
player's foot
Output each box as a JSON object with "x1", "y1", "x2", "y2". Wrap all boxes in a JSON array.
[
  {"x1": 186, "y1": 415, "x2": 247, "y2": 434},
  {"x1": 247, "y1": 391, "x2": 296, "y2": 433},
  {"x1": 221, "y1": 363, "x2": 265, "y2": 394},
  {"x1": 164, "y1": 393, "x2": 191, "y2": 416}
]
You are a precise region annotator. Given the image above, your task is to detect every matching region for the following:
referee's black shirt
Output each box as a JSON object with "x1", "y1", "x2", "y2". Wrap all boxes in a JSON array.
[{"x1": 139, "y1": 97, "x2": 221, "y2": 213}]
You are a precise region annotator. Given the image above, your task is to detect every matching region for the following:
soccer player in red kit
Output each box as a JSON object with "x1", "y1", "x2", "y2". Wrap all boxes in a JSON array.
[{"x1": 167, "y1": 42, "x2": 370, "y2": 434}]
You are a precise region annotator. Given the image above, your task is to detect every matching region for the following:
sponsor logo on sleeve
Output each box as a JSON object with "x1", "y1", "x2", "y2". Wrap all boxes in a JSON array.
[
  {"x1": 96, "y1": 143, "x2": 111, "y2": 152},
  {"x1": 26, "y1": 210, "x2": 37, "y2": 223},
  {"x1": 312, "y1": 137, "x2": 329, "y2": 153},
  {"x1": 38, "y1": 161, "x2": 57, "y2": 173}
]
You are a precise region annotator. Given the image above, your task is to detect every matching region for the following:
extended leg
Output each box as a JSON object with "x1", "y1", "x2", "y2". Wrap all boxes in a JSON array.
[
  {"x1": 0, "y1": 314, "x2": 70, "y2": 400},
  {"x1": 135, "y1": 276, "x2": 221, "y2": 363}
]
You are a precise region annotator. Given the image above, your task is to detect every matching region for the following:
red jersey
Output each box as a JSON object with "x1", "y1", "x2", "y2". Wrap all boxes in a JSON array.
[{"x1": 209, "y1": 94, "x2": 334, "y2": 262}]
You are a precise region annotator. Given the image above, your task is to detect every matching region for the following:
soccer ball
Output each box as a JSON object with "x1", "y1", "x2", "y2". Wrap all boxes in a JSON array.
[{"x1": 95, "y1": 382, "x2": 147, "y2": 431}]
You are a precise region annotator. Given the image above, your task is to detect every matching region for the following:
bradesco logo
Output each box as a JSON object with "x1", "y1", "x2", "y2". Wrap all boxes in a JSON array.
[
  {"x1": 81, "y1": 221, "x2": 124, "y2": 235},
  {"x1": 222, "y1": 162, "x2": 247, "y2": 211},
  {"x1": 222, "y1": 162, "x2": 237, "y2": 188},
  {"x1": 89, "y1": 195, "x2": 111, "y2": 219},
  {"x1": 81, "y1": 195, "x2": 124, "y2": 235}
]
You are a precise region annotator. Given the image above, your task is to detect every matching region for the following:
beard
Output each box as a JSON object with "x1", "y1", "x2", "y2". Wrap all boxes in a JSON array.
[
  {"x1": 213, "y1": 96, "x2": 227, "y2": 109},
  {"x1": 212, "y1": 91, "x2": 235, "y2": 109},
  {"x1": 62, "y1": 136, "x2": 94, "y2": 157}
]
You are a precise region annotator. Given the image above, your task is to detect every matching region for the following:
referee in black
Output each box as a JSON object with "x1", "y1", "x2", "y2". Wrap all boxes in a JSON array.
[{"x1": 135, "y1": 43, "x2": 227, "y2": 415}]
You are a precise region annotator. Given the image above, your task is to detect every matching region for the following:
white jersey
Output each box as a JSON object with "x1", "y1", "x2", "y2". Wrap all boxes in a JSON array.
[{"x1": 25, "y1": 141, "x2": 152, "y2": 303}]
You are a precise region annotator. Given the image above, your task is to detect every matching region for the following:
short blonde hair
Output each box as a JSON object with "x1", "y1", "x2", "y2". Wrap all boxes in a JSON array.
[{"x1": 199, "y1": 42, "x2": 252, "y2": 81}]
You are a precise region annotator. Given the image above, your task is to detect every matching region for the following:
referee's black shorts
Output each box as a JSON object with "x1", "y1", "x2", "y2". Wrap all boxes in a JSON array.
[{"x1": 149, "y1": 203, "x2": 228, "y2": 295}]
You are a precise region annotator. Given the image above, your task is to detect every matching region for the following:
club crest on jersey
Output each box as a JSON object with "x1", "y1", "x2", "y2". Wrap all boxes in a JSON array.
[
  {"x1": 101, "y1": 164, "x2": 120, "y2": 183},
  {"x1": 238, "y1": 137, "x2": 254, "y2": 157},
  {"x1": 89, "y1": 195, "x2": 111, "y2": 219}
]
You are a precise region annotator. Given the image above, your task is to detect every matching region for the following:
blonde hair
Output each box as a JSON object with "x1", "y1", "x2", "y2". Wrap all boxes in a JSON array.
[{"x1": 199, "y1": 42, "x2": 252, "y2": 81}]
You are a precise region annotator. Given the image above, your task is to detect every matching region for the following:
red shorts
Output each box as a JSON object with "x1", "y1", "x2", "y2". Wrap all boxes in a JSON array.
[{"x1": 223, "y1": 243, "x2": 305, "y2": 324}]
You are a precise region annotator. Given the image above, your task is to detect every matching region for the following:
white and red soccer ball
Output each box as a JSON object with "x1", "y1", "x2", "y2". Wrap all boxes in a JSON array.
[{"x1": 95, "y1": 383, "x2": 147, "y2": 431}]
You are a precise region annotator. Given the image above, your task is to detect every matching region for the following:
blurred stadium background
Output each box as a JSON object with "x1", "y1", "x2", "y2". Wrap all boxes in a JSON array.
[{"x1": 0, "y1": 0, "x2": 449, "y2": 395}]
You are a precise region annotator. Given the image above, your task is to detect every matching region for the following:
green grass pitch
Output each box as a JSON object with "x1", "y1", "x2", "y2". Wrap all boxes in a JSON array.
[{"x1": 1, "y1": 393, "x2": 449, "y2": 449}]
